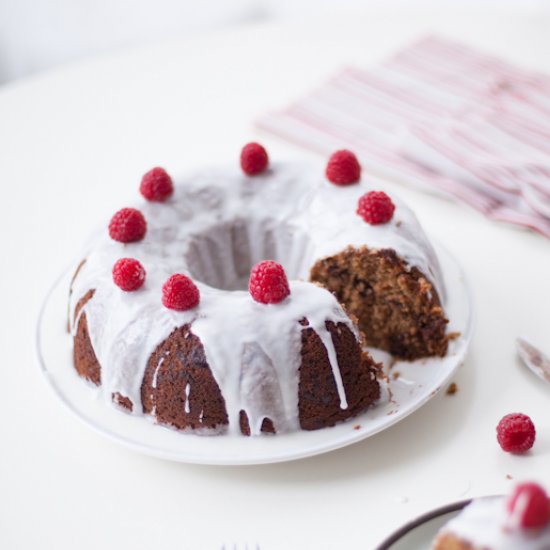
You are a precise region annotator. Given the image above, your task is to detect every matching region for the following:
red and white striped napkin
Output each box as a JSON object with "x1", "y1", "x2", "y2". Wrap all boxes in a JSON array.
[{"x1": 257, "y1": 35, "x2": 550, "y2": 238}]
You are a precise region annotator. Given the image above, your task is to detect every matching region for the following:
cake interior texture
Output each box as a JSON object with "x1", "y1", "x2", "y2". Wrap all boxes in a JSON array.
[
  {"x1": 310, "y1": 246, "x2": 448, "y2": 359},
  {"x1": 432, "y1": 533, "x2": 476, "y2": 549}
]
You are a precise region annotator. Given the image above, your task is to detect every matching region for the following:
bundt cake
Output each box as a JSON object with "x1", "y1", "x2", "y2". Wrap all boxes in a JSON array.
[
  {"x1": 69, "y1": 145, "x2": 448, "y2": 436},
  {"x1": 432, "y1": 483, "x2": 550, "y2": 549}
]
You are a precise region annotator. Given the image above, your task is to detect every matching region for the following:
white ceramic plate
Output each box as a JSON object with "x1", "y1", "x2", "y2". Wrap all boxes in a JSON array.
[
  {"x1": 375, "y1": 499, "x2": 471, "y2": 549},
  {"x1": 36, "y1": 242, "x2": 472, "y2": 465}
]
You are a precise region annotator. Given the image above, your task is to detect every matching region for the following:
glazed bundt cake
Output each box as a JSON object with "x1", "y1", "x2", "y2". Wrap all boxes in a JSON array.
[{"x1": 69, "y1": 145, "x2": 448, "y2": 436}]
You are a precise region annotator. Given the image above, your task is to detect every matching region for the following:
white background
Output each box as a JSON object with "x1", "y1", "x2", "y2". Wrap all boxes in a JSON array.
[
  {"x1": 1, "y1": 8, "x2": 550, "y2": 550},
  {"x1": 1, "y1": 0, "x2": 550, "y2": 82}
]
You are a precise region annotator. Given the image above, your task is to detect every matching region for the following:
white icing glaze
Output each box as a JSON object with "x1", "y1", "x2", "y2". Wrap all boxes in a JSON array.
[
  {"x1": 436, "y1": 496, "x2": 550, "y2": 549},
  {"x1": 69, "y1": 161, "x2": 445, "y2": 435}
]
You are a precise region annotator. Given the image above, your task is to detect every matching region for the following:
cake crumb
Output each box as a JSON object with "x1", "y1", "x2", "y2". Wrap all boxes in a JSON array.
[
  {"x1": 392, "y1": 370, "x2": 401, "y2": 380},
  {"x1": 506, "y1": 474, "x2": 513, "y2": 480},
  {"x1": 353, "y1": 424, "x2": 361, "y2": 430},
  {"x1": 395, "y1": 220, "x2": 402, "y2": 227},
  {"x1": 446, "y1": 382, "x2": 458, "y2": 395}
]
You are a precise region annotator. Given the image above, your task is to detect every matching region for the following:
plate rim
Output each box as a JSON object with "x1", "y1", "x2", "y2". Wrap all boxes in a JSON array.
[
  {"x1": 375, "y1": 495, "x2": 503, "y2": 549},
  {"x1": 35, "y1": 241, "x2": 474, "y2": 465},
  {"x1": 375, "y1": 498, "x2": 471, "y2": 549}
]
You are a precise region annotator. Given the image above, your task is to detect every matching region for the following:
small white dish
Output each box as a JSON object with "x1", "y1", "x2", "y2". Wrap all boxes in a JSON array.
[{"x1": 36, "y1": 242, "x2": 472, "y2": 465}]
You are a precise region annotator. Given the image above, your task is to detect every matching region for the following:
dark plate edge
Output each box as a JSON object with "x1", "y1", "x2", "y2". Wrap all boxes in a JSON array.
[{"x1": 375, "y1": 498, "x2": 472, "y2": 550}]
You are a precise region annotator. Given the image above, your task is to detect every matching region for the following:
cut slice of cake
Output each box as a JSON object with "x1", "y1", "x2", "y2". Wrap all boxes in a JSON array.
[{"x1": 433, "y1": 483, "x2": 550, "y2": 549}]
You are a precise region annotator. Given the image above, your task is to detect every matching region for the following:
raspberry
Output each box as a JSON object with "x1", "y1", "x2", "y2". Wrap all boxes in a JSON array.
[
  {"x1": 249, "y1": 261, "x2": 290, "y2": 304},
  {"x1": 507, "y1": 483, "x2": 550, "y2": 529},
  {"x1": 497, "y1": 413, "x2": 536, "y2": 453},
  {"x1": 162, "y1": 274, "x2": 200, "y2": 311},
  {"x1": 109, "y1": 208, "x2": 147, "y2": 242},
  {"x1": 326, "y1": 150, "x2": 361, "y2": 185},
  {"x1": 357, "y1": 191, "x2": 395, "y2": 225},
  {"x1": 112, "y1": 258, "x2": 146, "y2": 291},
  {"x1": 240, "y1": 142, "x2": 269, "y2": 175},
  {"x1": 140, "y1": 167, "x2": 174, "y2": 202}
]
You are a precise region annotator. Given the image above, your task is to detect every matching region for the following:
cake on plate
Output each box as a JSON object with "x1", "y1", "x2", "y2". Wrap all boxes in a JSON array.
[
  {"x1": 433, "y1": 483, "x2": 550, "y2": 549},
  {"x1": 69, "y1": 145, "x2": 448, "y2": 436}
]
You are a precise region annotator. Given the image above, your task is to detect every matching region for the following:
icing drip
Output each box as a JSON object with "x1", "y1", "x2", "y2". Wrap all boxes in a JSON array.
[
  {"x1": 315, "y1": 326, "x2": 348, "y2": 410},
  {"x1": 189, "y1": 282, "x2": 353, "y2": 435},
  {"x1": 184, "y1": 383, "x2": 191, "y2": 414},
  {"x1": 69, "y1": 161, "x2": 445, "y2": 434},
  {"x1": 152, "y1": 354, "x2": 167, "y2": 389}
]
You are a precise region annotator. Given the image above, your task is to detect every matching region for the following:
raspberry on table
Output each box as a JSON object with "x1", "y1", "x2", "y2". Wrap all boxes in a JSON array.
[
  {"x1": 326, "y1": 150, "x2": 361, "y2": 185},
  {"x1": 140, "y1": 167, "x2": 174, "y2": 202},
  {"x1": 506, "y1": 482, "x2": 550, "y2": 529},
  {"x1": 497, "y1": 413, "x2": 536, "y2": 453},
  {"x1": 240, "y1": 142, "x2": 269, "y2": 175},
  {"x1": 112, "y1": 258, "x2": 146, "y2": 291},
  {"x1": 162, "y1": 274, "x2": 200, "y2": 311},
  {"x1": 109, "y1": 208, "x2": 147, "y2": 242},
  {"x1": 249, "y1": 260, "x2": 290, "y2": 304},
  {"x1": 357, "y1": 191, "x2": 395, "y2": 225}
]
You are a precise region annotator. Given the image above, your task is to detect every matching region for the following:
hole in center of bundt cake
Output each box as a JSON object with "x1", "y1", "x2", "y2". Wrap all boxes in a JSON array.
[{"x1": 183, "y1": 219, "x2": 315, "y2": 291}]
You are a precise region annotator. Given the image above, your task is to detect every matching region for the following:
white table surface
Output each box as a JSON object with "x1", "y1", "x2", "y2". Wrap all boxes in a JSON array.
[{"x1": 2, "y1": 11, "x2": 550, "y2": 550}]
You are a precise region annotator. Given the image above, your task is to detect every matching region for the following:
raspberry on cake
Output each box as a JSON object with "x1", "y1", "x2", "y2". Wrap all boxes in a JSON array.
[
  {"x1": 326, "y1": 149, "x2": 361, "y2": 185},
  {"x1": 357, "y1": 191, "x2": 395, "y2": 225},
  {"x1": 108, "y1": 207, "x2": 147, "y2": 243},
  {"x1": 432, "y1": 482, "x2": 550, "y2": 549},
  {"x1": 507, "y1": 483, "x2": 550, "y2": 529},
  {"x1": 162, "y1": 274, "x2": 200, "y2": 311},
  {"x1": 249, "y1": 260, "x2": 290, "y2": 304},
  {"x1": 140, "y1": 167, "x2": 174, "y2": 202},
  {"x1": 69, "y1": 147, "x2": 448, "y2": 435},
  {"x1": 112, "y1": 258, "x2": 146, "y2": 291},
  {"x1": 240, "y1": 142, "x2": 269, "y2": 175}
]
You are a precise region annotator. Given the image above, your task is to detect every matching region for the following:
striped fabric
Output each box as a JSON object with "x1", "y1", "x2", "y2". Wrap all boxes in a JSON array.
[{"x1": 257, "y1": 35, "x2": 550, "y2": 238}]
